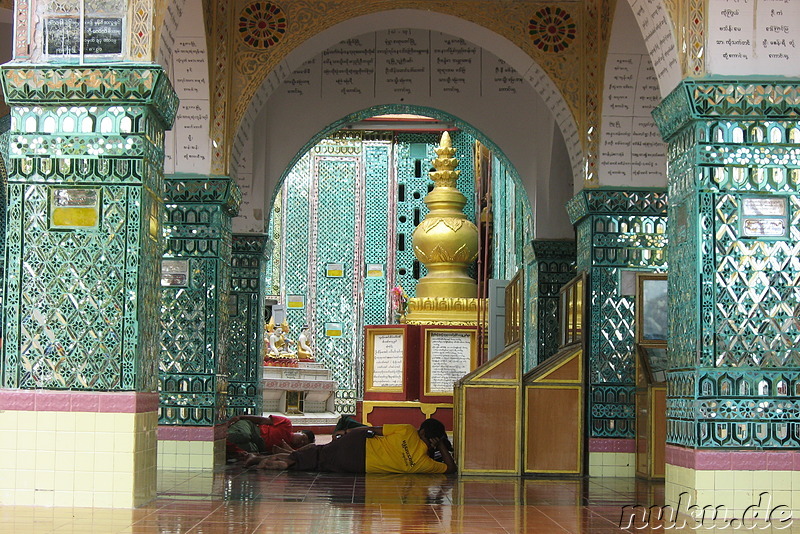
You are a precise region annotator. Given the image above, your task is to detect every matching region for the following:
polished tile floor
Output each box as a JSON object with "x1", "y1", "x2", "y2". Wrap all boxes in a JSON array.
[{"x1": 2, "y1": 467, "x2": 798, "y2": 533}]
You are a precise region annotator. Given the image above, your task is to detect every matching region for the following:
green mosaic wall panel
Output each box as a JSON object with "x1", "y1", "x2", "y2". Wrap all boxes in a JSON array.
[
  {"x1": 227, "y1": 234, "x2": 270, "y2": 415},
  {"x1": 493, "y1": 156, "x2": 510, "y2": 279},
  {"x1": 281, "y1": 154, "x2": 311, "y2": 316},
  {"x1": 0, "y1": 66, "x2": 176, "y2": 392},
  {"x1": 490, "y1": 153, "x2": 535, "y2": 370},
  {"x1": 271, "y1": 132, "x2": 479, "y2": 408},
  {"x1": 655, "y1": 80, "x2": 800, "y2": 448},
  {"x1": 312, "y1": 156, "x2": 359, "y2": 397},
  {"x1": 362, "y1": 142, "x2": 391, "y2": 327},
  {"x1": 394, "y1": 134, "x2": 434, "y2": 296},
  {"x1": 0, "y1": 118, "x2": 7, "y2": 337},
  {"x1": 159, "y1": 177, "x2": 238, "y2": 426},
  {"x1": 568, "y1": 188, "x2": 668, "y2": 439},
  {"x1": 491, "y1": 154, "x2": 531, "y2": 281},
  {"x1": 264, "y1": 190, "x2": 282, "y2": 296},
  {"x1": 527, "y1": 241, "x2": 576, "y2": 371},
  {"x1": 279, "y1": 137, "x2": 366, "y2": 412}
]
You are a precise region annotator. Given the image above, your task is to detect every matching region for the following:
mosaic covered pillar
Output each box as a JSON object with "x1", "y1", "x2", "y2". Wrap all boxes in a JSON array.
[
  {"x1": 0, "y1": 119, "x2": 6, "y2": 309},
  {"x1": 0, "y1": 66, "x2": 177, "y2": 507},
  {"x1": 157, "y1": 176, "x2": 240, "y2": 470},
  {"x1": 525, "y1": 240, "x2": 576, "y2": 372},
  {"x1": 566, "y1": 188, "x2": 668, "y2": 477},
  {"x1": 227, "y1": 233, "x2": 272, "y2": 415},
  {"x1": 653, "y1": 80, "x2": 800, "y2": 517}
]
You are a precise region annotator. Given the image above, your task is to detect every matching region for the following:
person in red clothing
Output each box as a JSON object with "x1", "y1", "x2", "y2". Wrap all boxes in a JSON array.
[{"x1": 226, "y1": 414, "x2": 315, "y2": 462}]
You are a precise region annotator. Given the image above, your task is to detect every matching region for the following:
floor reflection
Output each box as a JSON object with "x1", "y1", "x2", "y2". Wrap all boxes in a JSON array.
[{"x1": 4, "y1": 467, "x2": 798, "y2": 533}]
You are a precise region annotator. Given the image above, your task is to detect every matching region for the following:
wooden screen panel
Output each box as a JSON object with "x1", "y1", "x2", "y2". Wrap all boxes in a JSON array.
[
  {"x1": 462, "y1": 386, "x2": 518, "y2": 472},
  {"x1": 525, "y1": 386, "x2": 581, "y2": 473},
  {"x1": 478, "y1": 349, "x2": 519, "y2": 381},
  {"x1": 651, "y1": 386, "x2": 667, "y2": 478},
  {"x1": 635, "y1": 388, "x2": 649, "y2": 478},
  {"x1": 535, "y1": 352, "x2": 580, "y2": 383}
]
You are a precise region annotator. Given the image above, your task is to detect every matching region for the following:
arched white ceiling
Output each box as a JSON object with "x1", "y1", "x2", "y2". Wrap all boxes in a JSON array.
[
  {"x1": 625, "y1": 0, "x2": 682, "y2": 97},
  {"x1": 233, "y1": 9, "x2": 581, "y2": 240}
]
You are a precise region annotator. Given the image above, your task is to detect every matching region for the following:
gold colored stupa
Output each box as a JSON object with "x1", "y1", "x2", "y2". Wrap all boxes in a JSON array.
[{"x1": 405, "y1": 131, "x2": 480, "y2": 325}]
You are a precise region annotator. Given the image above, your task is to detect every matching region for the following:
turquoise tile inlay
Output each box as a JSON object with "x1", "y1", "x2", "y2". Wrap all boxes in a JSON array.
[
  {"x1": 159, "y1": 176, "x2": 239, "y2": 425},
  {"x1": 570, "y1": 188, "x2": 667, "y2": 439},
  {"x1": 228, "y1": 234, "x2": 271, "y2": 415},
  {"x1": 0, "y1": 66, "x2": 176, "y2": 392},
  {"x1": 269, "y1": 131, "x2": 485, "y2": 409},
  {"x1": 527, "y1": 241, "x2": 576, "y2": 371},
  {"x1": 362, "y1": 142, "x2": 391, "y2": 327},
  {"x1": 655, "y1": 79, "x2": 800, "y2": 448}
]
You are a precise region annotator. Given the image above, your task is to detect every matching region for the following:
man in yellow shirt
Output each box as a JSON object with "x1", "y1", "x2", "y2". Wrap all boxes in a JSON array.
[{"x1": 255, "y1": 418, "x2": 456, "y2": 474}]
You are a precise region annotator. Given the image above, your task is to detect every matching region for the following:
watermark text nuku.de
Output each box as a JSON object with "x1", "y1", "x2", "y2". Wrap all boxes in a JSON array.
[{"x1": 619, "y1": 491, "x2": 794, "y2": 530}]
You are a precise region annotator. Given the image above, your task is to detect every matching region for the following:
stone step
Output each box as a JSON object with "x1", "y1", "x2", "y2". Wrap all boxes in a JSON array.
[
  {"x1": 262, "y1": 377, "x2": 337, "y2": 391},
  {"x1": 262, "y1": 367, "x2": 332, "y2": 381},
  {"x1": 273, "y1": 412, "x2": 341, "y2": 426}
]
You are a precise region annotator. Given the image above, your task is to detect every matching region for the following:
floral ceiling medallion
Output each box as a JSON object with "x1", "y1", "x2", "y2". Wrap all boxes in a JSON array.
[
  {"x1": 238, "y1": 1, "x2": 287, "y2": 49},
  {"x1": 528, "y1": 6, "x2": 576, "y2": 53}
]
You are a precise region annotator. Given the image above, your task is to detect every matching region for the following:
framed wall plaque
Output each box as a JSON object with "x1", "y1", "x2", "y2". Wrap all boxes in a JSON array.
[
  {"x1": 364, "y1": 325, "x2": 421, "y2": 401},
  {"x1": 365, "y1": 328, "x2": 405, "y2": 393},
  {"x1": 49, "y1": 187, "x2": 101, "y2": 229},
  {"x1": 161, "y1": 259, "x2": 190, "y2": 287},
  {"x1": 324, "y1": 322, "x2": 343, "y2": 337},
  {"x1": 45, "y1": 17, "x2": 124, "y2": 56},
  {"x1": 423, "y1": 327, "x2": 477, "y2": 397},
  {"x1": 326, "y1": 263, "x2": 344, "y2": 277},
  {"x1": 365, "y1": 263, "x2": 384, "y2": 278},
  {"x1": 287, "y1": 295, "x2": 305, "y2": 309},
  {"x1": 740, "y1": 195, "x2": 789, "y2": 239}
]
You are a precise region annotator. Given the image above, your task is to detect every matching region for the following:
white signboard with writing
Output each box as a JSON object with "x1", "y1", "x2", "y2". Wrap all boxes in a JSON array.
[
  {"x1": 321, "y1": 34, "x2": 376, "y2": 99},
  {"x1": 707, "y1": 0, "x2": 800, "y2": 76},
  {"x1": 376, "y1": 29, "x2": 430, "y2": 99},
  {"x1": 628, "y1": 0, "x2": 682, "y2": 96},
  {"x1": 430, "y1": 32, "x2": 480, "y2": 98},
  {"x1": 426, "y1": 330, "x2": 474, "y2": 395},
  {"x1": 600, "y1": 53, "x2": 666, "y2": 186},
  {"x1": 369, "y1": 333, "x2": 405, "y2": 390}
]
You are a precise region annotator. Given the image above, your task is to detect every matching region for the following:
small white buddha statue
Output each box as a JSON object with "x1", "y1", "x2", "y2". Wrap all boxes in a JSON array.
[
  {"x1": 297, "y1": 325, "x2": 314, "y2": 361},
  {"x1": 265, "y1": 318, "x2": 281, "y2": 357}
]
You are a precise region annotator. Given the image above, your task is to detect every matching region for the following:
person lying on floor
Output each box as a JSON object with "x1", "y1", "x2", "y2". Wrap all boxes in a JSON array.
[
  {"x1": 226, "y1": 414, "x2": 315, "y2": 462},
  {"x1": 251, "y1": 418, "x2": 456, "y2": 474},
  {"x1": 328, "y1": 415, "x2": 454, "y2": 463}
]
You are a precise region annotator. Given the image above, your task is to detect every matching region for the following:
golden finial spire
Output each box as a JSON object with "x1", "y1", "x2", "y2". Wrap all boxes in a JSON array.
[{"x1": 411, "y1": 131, "x2": 479, "y2": 299}]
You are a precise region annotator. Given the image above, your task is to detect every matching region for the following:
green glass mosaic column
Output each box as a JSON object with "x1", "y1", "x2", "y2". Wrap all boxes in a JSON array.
[
  {"x1": 491, "y1": 154, "x2": 531, "y2": 281},
  {"x1": 159, "y1": 176, "x2": 241, "y2": 425},
  {"x1": 0, "y1": 119, "x2": 7, "y2": 320},
  {"x1": 1, "y1": 66, "x2": 177, "y2": 391},
  {"x1": 526, "y1": 240, "x2": 576, "y2": 371},
  {"x1": 228, "y1": 233, "x2": 271, "y2": 415},
  {"x1": 653, "y1": 80, "x2": 800, "y2": 450},
  {"x1": 566, "y1": 189, "x2": 668, "y2": 441}
]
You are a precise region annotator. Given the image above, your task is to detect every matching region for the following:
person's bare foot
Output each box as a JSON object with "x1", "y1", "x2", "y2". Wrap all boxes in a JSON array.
[
  {"x1": 272, "y1": 441, "x2": 292, "y2": 454},
  {"x1": 243, "y1": 453, "x2": 263, "y2": 467},
  {"x1": 257, "y1": 457, "x2": 289, "y2": 470}
]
